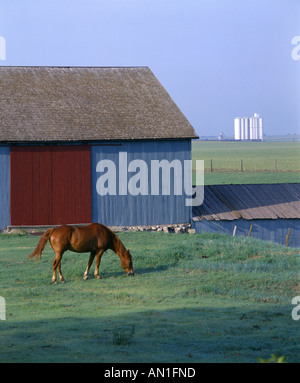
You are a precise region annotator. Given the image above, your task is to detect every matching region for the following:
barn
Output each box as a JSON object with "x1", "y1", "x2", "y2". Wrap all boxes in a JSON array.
[
  {"x1": 192, "y1": 183, "x2": 300, "y2": 247},
  {"x1": 0, "y1": 66, "x2": 198, "y2": 230}
]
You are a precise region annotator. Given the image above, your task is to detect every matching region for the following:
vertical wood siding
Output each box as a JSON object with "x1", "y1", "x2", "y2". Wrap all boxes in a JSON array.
[
  {"x1": 0, "y1": 147, "x2": 10, "y2": 229},
  {"x1": 91, "y1": 140, "x2": 192, "y2": 226},
  {"x1": 10, "y1": 146, "x2": 91, "y2": 225}
]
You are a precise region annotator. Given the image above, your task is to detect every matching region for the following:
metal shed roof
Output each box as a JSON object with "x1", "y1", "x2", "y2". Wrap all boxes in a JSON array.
[
  {"x1": 192, "y1": 183, "x2": 300, "y2": 221},
  {"x1": 0, "y1": 66, "x2": 198, "y2": 142}
]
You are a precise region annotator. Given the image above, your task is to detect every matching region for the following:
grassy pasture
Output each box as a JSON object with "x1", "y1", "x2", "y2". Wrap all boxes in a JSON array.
[
  {"x1": 0, "y1": 232, "x2": 299, "y2": 363},
  {"x1": 192, "y1": 141, "x2": 300, "y2": 185}
]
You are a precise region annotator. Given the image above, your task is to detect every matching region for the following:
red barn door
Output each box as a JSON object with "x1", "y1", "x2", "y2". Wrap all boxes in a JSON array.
[
  {"x1": 10, "y1": 146, "x2": 91, "y2": 226},
  {"x1": 51, "y1": 146, "x2": 91, "y2": 225}
]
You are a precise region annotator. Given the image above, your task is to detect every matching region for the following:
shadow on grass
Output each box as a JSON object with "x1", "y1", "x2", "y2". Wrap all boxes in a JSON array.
[
  {"x1": 101, "y1": 264, "x2": 171, "y2": 278},
  {"x1": 1, "y1": 305, "x2": 298, "y2": 363}
]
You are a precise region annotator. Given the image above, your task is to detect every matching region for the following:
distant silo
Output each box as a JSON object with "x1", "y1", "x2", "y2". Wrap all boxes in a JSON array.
[
  {"x1": 234, "y1": 113, "x2": 263, "y2": 141},
  {"x1": 234, "y1": 118, "x2": 241, "y2": 140},
  {"x1": 244, "y1": 118, "x2": 249, "y2": 140},
  {"x1": 242, "y1": 118, "x2": 246, "y2": 140},
  {"x1": 258, "y1": 116, "x2": 263, "y2": 141},
  {"x1": 251, "y1": 116, "x2": 258, "y2": 139},
  {"x1": 252, "y1": 113, "x2": 258, "y2": 139},
  {"x1": 249, "y1": 118, "x2": 254, "y2": 140}
]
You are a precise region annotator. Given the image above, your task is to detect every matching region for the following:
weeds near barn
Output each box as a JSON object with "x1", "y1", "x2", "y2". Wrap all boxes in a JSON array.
[{"x1": 0, "y1": 231, "x2": 299, "y2": 362}]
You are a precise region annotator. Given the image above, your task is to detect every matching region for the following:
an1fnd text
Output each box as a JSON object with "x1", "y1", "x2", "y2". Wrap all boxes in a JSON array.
[
  {"x1": 104, "y1": 367, "x2": 196, "y2": 380},
  {"x1": 147, "y1": 368, "x2": 196, "y2": 378}
]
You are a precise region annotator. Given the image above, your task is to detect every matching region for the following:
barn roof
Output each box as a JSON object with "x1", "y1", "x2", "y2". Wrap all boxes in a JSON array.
[
  {"x1": 0, "y1": 66, "x2": 198, "y2": 142},
  {"x1": 192, "y1": 183, "x2": 300, "y2": 221}
]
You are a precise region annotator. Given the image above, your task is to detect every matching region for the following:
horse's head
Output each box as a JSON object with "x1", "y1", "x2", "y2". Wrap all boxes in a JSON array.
[{"x1": 121, "y1": 249, "x2": 134, "y2": 276}]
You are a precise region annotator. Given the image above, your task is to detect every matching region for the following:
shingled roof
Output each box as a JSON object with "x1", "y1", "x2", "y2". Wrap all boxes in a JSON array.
[
  {"x1": 0, "y1": 66, "x2": 198, "y2": 142},
  {"x1": 193, "y1": 183, "x2": 300, "y2": 221}
]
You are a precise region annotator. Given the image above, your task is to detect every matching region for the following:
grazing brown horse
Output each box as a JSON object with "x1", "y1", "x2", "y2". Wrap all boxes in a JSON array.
[{"x1": 28, "y1": 223, "x2": 134, "y2": 283}]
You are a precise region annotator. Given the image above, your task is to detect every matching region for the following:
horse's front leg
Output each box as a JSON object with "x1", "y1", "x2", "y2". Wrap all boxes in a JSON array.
[
  {"x1": 94, "y1": 249, "x2": 104, "y2": 279},
  {"x1": 83, "y1": 251, "x2": 96, "y2": 280}
]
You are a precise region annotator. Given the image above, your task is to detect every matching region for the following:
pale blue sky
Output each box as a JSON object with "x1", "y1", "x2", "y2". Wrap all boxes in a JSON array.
[{"x1": 0, "y1": 0, "x2": 299, "y2": 137}]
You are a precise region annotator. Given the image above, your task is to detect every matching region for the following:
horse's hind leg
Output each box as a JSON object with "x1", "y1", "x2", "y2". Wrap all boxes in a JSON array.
[
  {"x1": 83, "y1": 251, "x2": 96, "y2": 280},
  {"x1": 94, "y1": 249, "x2": 104, "y2": 279},
  {"x1": 57, "y1": 260, "x2": 65, "y2": 283},
  {"x1": 52, "y1": 251, "x2": 64, "y2": 284}
]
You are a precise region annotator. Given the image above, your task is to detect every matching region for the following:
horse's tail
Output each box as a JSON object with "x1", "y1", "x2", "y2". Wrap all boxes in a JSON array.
[{"x1": 27, "y1": 228, "x2": 53, "y2": 260}]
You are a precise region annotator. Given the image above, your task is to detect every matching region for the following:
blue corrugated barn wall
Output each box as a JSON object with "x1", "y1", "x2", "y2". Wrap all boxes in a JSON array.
[
  {"x1": 192, "y1": 219, "x2": 300, "y2": 248},
  {"x1": 91, "y1": 140, "x2": 192, "y2": 226},
  {"x1": 0, "y1": 147, "x2": 10, "y2": 229}
]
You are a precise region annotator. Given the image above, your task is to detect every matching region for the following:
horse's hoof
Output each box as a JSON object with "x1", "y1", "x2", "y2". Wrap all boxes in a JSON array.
[
  {"x1": 53, "y1": 281, "x2": 57, "y2": 284},
  {"x1": 83, "y1": 275, "x2": 88, "y2": 280},
  {"x1": 60, "y1": 280, "x2": 66, "y2": 283},
  {"x1": 94, "y1": 275, "x2": 101, "y2": 279}
]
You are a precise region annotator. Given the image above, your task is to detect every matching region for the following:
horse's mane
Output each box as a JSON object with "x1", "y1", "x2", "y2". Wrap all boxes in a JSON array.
[{"x1": 108, "y1": 227, "x2": 127, "y2": 254}]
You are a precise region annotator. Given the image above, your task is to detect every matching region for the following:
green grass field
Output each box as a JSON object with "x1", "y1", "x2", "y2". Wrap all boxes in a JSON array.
[
  {"x1": 192, "y1": 141, "x2": 300, "y2": 185},
  {"x1": 0, "y1": 232, "x2": 299, "y2": 363}
]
